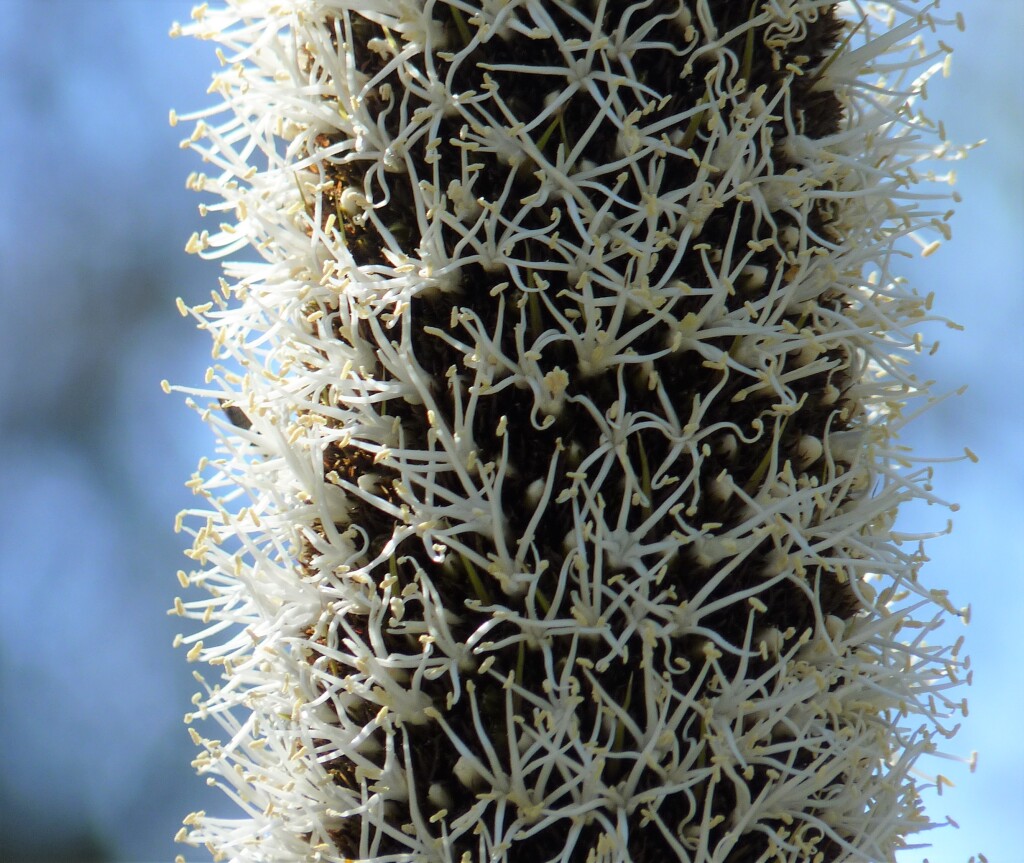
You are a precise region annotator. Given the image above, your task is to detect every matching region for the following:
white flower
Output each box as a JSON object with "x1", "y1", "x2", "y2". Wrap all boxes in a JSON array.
[{"x1": 168, "y1": 2, "x2": 974, "y2": 862}]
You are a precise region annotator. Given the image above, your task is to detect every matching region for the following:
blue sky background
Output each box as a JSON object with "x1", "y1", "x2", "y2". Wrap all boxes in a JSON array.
[{"x1": 0, "y1": 2, "x2": 1019, "y2": 861}]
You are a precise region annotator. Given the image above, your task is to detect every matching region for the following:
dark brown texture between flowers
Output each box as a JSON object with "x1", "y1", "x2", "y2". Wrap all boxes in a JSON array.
[{"x1": 291, "y1": 2, "x2": 866, "y2": 860}]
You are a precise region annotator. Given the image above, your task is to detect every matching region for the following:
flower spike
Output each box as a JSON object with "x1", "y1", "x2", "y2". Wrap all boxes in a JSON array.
[{"x1": 171, "y1": 2, "x2": 973, "y2": 862}]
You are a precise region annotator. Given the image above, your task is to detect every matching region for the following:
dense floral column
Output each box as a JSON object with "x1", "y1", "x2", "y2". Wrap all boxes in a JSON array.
[{"x1": 169, "y1": 2, "x2": 973, "y2": 861}]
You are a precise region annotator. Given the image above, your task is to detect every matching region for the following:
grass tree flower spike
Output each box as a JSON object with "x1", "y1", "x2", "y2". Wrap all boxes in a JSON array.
[{"x1": 169, "y1": 2, "x2": 974, "y2": 861}]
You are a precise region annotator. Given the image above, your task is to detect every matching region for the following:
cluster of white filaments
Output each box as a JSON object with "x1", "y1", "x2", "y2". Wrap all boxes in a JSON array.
[{"x1": 169, "y1": 1, "x2": 972, "y2": 862}]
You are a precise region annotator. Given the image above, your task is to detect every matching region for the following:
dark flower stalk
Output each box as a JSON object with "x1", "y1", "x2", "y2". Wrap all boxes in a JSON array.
[{"x1": 169, "y1": 2, "x2": 974, "y2": 861}]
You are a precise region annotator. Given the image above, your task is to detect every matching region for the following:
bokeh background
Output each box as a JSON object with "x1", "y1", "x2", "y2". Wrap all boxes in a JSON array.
[{"x1": 0, "y1": 1, "x2": 1018, "y2": 861}]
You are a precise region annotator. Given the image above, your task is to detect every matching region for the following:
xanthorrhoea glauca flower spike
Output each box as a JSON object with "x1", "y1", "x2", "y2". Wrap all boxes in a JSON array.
[{"x1": 168, "y1": 2, "x2": 974, "y2": 861}]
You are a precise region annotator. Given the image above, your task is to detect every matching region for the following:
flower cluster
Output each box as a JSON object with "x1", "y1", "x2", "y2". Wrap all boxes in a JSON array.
[{"x1": 169, "y1": 2, "x2": 972, "y2": 861}]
